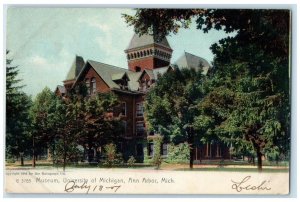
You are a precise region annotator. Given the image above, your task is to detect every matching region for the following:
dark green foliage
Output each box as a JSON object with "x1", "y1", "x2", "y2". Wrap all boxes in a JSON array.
[
  {"x1": 29, "y1": 87, "x2": 59, "y2": 167},
  {"x1": 145, "y1": 68, "x2": 207, "y2": 168},
  {"x1": 6, "y1": 50, "x2": 32, "y2": 164},
  {"x1": 102, "y1": 143, "x2": 123, "y2": 167},
  {"x1": 151, "y1": 136, "x2": 163, "y2": 169},
  {"x1": 165, "y1": 143, "x2": 190, "y2": 164},
  {"x1": 127, "y1": 156, "x2": 136, "y2": 167},
  {"x1": 79, "y1": 92, "x2": 123, "y2": 151},
  {"x1": 125, "y1": 9, "x2": 290, "y2": 171}
]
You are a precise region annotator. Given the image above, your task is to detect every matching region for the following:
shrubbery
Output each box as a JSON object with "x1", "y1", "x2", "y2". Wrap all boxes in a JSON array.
[
  {"x1": 165, "y1": 142, "x2": 190, "y2": 164},
  {"x1": 102, "y1": 143, "x2": 123, "y2": 167},
  {"x1": 127, "y1": 156, "x2": 136, "y2": 167}
]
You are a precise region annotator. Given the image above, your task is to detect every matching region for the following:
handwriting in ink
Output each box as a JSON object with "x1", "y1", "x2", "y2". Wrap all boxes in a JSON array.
[{"x1": 231, "y1": 176, "x2": 271, "y2": 192}]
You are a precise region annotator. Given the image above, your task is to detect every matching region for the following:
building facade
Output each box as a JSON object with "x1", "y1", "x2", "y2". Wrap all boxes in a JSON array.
[{"x1": 55, "y1": 33, "x2": 230, "y2": 163}]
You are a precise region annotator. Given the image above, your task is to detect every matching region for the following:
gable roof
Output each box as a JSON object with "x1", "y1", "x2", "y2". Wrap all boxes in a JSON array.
[
  {"x1": 75, "y1": 60, "x2": 141, "y2": 91},
  {"x1": 127, "y1": 71, "x2": 142, "y2": 91},
  {"x1": 175, "y1": 52, "x2": 211, "y2": 75},
  {"x1": 65, "y1": 55, "x2": 85, "y2": 81},
  {"x1": 56, "y1": 85, "x2": 66, "y2": 94},
  {"x1": 111, "y1": 72, "x2": 129, "y2": 81},
  {"x1": 137, "y1": 66, "x2": 172, "y2": 81},
  {"x1": 153, "y1": 66, "x2": 172, "y2": 80},
  {"x1": 126, "y1": 33, "x2": 171, "y2": 51}
]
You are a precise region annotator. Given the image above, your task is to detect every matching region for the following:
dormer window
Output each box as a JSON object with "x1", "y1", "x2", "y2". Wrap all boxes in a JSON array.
[{"x1": 112, "y1": 73, "x2": 130, "y2": 91}]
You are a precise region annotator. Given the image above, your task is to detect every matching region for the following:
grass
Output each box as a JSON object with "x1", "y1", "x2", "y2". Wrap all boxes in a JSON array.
[
  {"x1": 176, "y1": 167, "x2": 289, "y2": 173},
  {"x1": 6, "y1": 159, "x2": 289, "y2": 173}
]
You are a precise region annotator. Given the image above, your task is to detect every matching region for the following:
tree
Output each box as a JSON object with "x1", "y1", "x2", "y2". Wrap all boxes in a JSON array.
[
  {"x1": 124, "y1": 9, "x2": 290, "y2": 171},
  {"x1": 79, "y1": 92, "x2": 123, "y2": 163},
  {"x1": 6, "y1": 50, "x2": 32, "y2": 165},
  {"x1": 207, "y1": 38, "x2": 290, "y2": 171},
  {"x1": 53, "y1": 84, "x2": 124, "y2": 169},
  {"x1": 145, "y1": 68, "x2": 207, "y2": 169},
  {"x1": 30, "y1": 87, "x2": 57, "y2": 167}
]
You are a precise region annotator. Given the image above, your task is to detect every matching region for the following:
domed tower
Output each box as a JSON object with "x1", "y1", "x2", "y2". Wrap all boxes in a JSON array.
[{"x1": 125, "y1": 33, "x2": 173, "y2": 72}]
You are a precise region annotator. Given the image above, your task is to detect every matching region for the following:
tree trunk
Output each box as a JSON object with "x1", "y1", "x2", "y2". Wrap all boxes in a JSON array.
[
  {"x1": 63, "y1": 155, "x2": 66, "y2": 172},
  {"x1": 20, "y1": 155, "x2": 24, "y2": 166},
  {"x1": 188, "y1": 128, "x2": 194, "y2": 169},
  {"x1": 256, "y1": 147, "x2": 262, "y2": 172},
  {"x1": 63, "y1": 146, "x2": 66, "y2": 172},
  {"x1": 189, "y1": 144, "x2": 194, "y2": 169},
  {"x1": 32, "y1": 135, "x2": 36, "y2": 167}
]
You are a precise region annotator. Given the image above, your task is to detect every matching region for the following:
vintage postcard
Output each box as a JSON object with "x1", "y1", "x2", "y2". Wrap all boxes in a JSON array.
[{"x1": 4, "y1": 7, "x2": 291, "y2": 195}]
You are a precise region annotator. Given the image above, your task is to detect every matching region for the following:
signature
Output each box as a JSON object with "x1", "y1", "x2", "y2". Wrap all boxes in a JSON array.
[
  {"x1": 231, "y1": 176, "x2": 271, "y2": 192},
  {"x1": 64, "y1": 181, "x2": 121, "y2": 194}
]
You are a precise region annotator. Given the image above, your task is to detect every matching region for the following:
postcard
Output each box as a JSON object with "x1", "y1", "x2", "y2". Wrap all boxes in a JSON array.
[{"x1": 4, "y1": 7, "x2": 291, "y2": 195}]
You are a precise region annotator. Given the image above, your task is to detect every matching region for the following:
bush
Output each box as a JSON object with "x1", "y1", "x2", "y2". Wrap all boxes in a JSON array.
[
  {"x1": 127, "y1": 156, "x2": 136, "y2": 167},
  {"x1": 6, "y1": 159, "x2": 16, "y2": 164},
  {"x1": 165, "y1": 142, "x2": 190, "y2": 164},
  {"x1": 102, "y1": 143, "x2": 123, "y2": 167}
]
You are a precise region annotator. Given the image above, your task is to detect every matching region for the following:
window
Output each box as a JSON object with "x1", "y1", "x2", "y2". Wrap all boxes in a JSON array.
[
  {"x1": 91, "y1": 77, "x2": 96, "y2": 94},
  {"x1": 162, "y1": 144, "x2": 168, "y2": 156},
  {"x1": 135, "y1": 66, "x2": 141, "y2": 72},
  {"x1": 136, "y1": 103, "x2": 143, "y2": 117},
  {"x1": 85, "y1": 79, "x2": 90, "y2": 95},
  {"x1": 136, "y1": 144, "x2": 143, "y2": 156},
  {"x1": 148, "y1": 143, "x2": 154, "y2": 156},
  {"x1": 117, "y1": 143, "x2": 123, "y2": 152},
  {"x1": 136, "y1": 122, "x2": 145, "y2": 136},
  {"x1": 121, "y1": 102, "x2": 126, "y2": 116},
  {"x1": 122, "y1": 121, "x2": 127, "y2": 136}
]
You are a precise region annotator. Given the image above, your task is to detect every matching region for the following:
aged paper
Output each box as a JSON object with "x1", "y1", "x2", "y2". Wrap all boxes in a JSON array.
[
  {"x1": 5, "y1": 168, "x2": 289, "y2": 194},
  {"x1": 5, "y1": 7, "x2": 291, "y2": 195}
]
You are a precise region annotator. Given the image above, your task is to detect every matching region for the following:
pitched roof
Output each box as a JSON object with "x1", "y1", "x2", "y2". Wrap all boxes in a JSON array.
[
  {"x1": 126, "y1": 33, "x2": 171, "y2": 51},
  {"x1": 153, "y1": 66, "x2": 171, "y2": 80},
  {"x1": 175, "y1": 52, "x2": 211, "y2": 75},
  {"x1": 138, "y1": 66, "x2": 172, "y2": 81},
  {"x1": 65, "y1": 55, "x2": 85, "y2": 81},
  {"x1": 85, "y1": 60, "x2": 141, "y2": 91},
  {"x1": 127, "y1": 71, "x2": 142, "y2": 91},
  {"x1": 56, "y1": 85, "x2": 66, "y2": 94},
  {"x1": 111, "y1": 72, "x2": 128, "y2": 81}
]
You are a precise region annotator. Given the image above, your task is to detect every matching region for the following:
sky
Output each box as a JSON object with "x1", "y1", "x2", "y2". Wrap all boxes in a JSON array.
[{"x1": 6, "y1": 8, "x2": 235, "y2": 97}]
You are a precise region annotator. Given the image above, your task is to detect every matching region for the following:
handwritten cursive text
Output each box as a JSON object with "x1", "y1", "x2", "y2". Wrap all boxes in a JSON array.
[{"x1": 231, "y1": 176, "x2": 271, "y2": 192}]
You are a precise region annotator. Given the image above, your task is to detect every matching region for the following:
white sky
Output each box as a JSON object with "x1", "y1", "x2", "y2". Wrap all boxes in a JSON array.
[{"x1": 6, "y1": 8, "x2": 235, "y2": 97}]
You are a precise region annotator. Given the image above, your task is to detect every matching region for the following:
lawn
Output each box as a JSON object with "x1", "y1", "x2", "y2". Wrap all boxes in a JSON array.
[{"x1": 6, "y1": 159, "x2": 289, "y2": 173}]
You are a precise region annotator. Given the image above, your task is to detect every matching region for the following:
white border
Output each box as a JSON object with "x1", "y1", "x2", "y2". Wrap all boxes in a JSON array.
[{"x1": 1, "y1": 0, "x2": 298, "y2": 201}]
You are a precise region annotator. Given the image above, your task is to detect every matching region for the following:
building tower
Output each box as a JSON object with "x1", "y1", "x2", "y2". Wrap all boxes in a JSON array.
[{"x1": 125, "y1": 34, "x2": 173, "y2": 72}]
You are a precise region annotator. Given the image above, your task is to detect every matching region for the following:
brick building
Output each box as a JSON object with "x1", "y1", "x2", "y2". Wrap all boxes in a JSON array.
[{"x1": 55, "y1": 33, "x2": 230, "y2": 162}]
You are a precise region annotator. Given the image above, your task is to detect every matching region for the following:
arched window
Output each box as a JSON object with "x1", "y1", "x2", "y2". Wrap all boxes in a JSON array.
[
  {"x1": 135, "y1": 66, "x2": 141, "y2": 72},
  {"x1": 147, "y1": 50, "x2": 150, "y2": 55},
  {"x1": 134, "y1": 53, "x2": 137, "y2": 58},
  {"x1": 140, "y1": 51, "x2": 143, "y2": 57},
  {"x1": 137, "y1": 52, "x2": 140, "y2": 58},
  {"x1": 91, "y1": 77, "x2": 96, "y2": 94},
  {"x1": 150, "y1": 49, "x2": 153, "y2": 55},
  {"x1": 144, "y1": 50, "x2": 146, "y2": 56},
  {"x1": 131, "y1": 53, "x2": 134, "y2": 59},
  {"x1": 85, "y1": 78, "x2": 90, "y2": 95}
]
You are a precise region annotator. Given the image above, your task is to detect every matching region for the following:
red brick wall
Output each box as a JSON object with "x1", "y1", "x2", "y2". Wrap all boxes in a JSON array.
[
  {"x1": 114, "y1": 93, "x2": 142, "y2": 138},
  {"x1": 112, "y1": 92, "x2": 146, "y2": 138},
  {"x1": 83, "y1": 66, "x2": 110, "y2": 93},
  {"x1": 128, "y1": 57, "x2": 169, "y2": 72}
]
